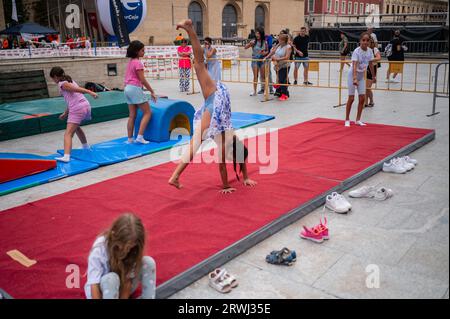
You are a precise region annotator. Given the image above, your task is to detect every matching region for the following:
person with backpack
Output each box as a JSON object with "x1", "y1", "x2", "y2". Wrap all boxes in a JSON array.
[{"x1": 385, "y1": 29, "x2": 406, "y2": 83}]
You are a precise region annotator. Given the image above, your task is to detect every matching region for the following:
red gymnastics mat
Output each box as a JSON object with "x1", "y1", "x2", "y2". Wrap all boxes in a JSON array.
[{"x1": 0, "y1": 118, "x2": 434, "y2": 299}]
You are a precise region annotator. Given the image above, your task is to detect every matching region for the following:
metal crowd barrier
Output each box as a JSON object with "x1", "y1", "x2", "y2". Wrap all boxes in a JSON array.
[{"x1": 142, "y1": 57, "x2": 449, "y2": 109}]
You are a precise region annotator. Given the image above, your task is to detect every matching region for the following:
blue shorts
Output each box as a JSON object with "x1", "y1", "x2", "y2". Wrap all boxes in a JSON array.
[
  {"x1": 251, "y1": 60, "x2": 264, "y2": 69},
  {"x1": 295, "y1": 57, "x2": 309, "y2": 68},
  {"x1": 124, "y1": 85, "x2": 148, "y2": 105}
]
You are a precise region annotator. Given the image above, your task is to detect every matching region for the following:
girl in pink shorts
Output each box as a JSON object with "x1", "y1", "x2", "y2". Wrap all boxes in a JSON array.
[{"x1": 50, "y1": 66, "x2": 98, "y2": 162}]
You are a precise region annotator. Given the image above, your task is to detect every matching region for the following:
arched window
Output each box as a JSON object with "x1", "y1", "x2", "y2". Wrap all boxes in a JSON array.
[
  {"x1": 255, "y1": 5, "x2": 265, "y2": 29},
  {"x1": 222, "y1": 4, "x2": 237, "y2": 38},
  {"x1": 188, "y1": 1, "x2": 203, "y2": 37}
]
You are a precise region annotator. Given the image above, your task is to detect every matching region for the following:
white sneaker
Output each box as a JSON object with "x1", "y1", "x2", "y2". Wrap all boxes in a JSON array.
[
  {"x1": 356, "y1": 120, "x2": 367, "y2": 126},
  {"x1": 402, "y1": 155, "x2": 418, "y2": 165},
  {"x1": 55, "y1": 155, "x2": 70, "y2": 163},
  {"x1": 397, "y1": 157, "x2": 415, "y2": 171},
  {"x1": 345, "y1": 120, "x2": 351, "y2": 127},
  {"x1": 390, "y1": 76, "x2": 400, "y2": 83},
  {"x1": 135, "y1": 137, "x2": 150, "y2": 144},
  {"x1": 373, "y1": 187, "x2": 394, "y2": 201},
  {"x1": 349, "y1": 186, "x2": 376, "y2": 198},
  {"x1": 383, "y1": 158, "x2": 408, "y2": 174},
  {"x1": 325, "y1": 192, "x2": 352, "y2": 214}
]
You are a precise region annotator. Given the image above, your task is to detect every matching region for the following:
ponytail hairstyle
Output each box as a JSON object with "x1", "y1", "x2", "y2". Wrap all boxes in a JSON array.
[
  {"x1": 49, "y1": 66, "x2": 73, "y2": 83},
  {"x1": 232, "y1": 136, "x2": 249, "y2": 181}
]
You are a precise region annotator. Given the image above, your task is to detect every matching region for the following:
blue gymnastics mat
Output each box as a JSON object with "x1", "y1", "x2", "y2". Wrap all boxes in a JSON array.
[
  {"x1": 59, "y1": 112, "x2": 275, "y2": 166},
  {"x1": 0, "y1": 153, "x2": 99, "y2": 196},
  {"x1": 60, "y1": 135, "x2": 191, "y2": 166}
]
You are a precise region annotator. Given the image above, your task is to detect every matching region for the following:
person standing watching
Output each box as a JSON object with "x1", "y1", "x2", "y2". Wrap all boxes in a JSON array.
[{"x1": 293, "y1": 26, "x2": 312, "y2": 86}]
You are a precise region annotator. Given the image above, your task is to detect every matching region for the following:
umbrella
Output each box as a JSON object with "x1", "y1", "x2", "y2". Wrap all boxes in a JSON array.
[{"x1": 0, "y1": 22, "x2": 59, "y2": 35}]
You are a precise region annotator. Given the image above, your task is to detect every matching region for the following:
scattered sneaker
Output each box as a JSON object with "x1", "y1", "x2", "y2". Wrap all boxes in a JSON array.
[
  {"x1": 294, "y1": 80, "x2": 298, "y2": 85},
  {"x1": 135, "y1": 137, "x2": 150, "y2": 144},
  {"x1": 279, "y1": 94, "x2": 288, "y2": 101},
  {"x1": 383, "y1": 158, "x2": 408, "y2": 174},
  {"x1": 397, "y1": 157, "x2": 415, "y2": 171},
  {"x1": 356, "y1": 120, "x2": 367, "y2": 126},
  {"x1": 324, "y1": 192, "x2": 352, "y2": 214},
  {"x1": 300, "y1": 226, "x2": 324, "y2": 243},
  {"x1": 249, "y1": 92, "x2": 257, "y2": 96},
  {"x1": 313, "y1": 217, "x2": 329, "y2": 240},
  {"x1": 402, "y1": 155, "x2": 418, "y2": 165},
  {"x1": 349, "y1": 185, "x2": 376, "y2": 198},
  {"x1": 257, "y1": 89, "x2": 265, "y2": 95},
  {"x1": 373, "y1": 187, "x2": 394, "y2": 201},
  {"x1": 345, "y1": 120, "x2": 351, "y2": 127},
  {"x1": 303, "y1": 81, "x2": 313, "y2": 85}
]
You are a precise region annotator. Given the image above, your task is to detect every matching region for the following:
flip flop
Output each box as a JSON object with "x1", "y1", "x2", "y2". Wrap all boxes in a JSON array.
[{"x1": 209, "y1": 269, "x2": 232, "y2": 293}]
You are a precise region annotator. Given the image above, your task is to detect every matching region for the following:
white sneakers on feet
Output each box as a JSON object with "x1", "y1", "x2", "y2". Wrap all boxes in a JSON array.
[
  {"x1": 56, "y1": 155, "x2": 70, "y2": 163},
  {"x1": 135, "y1": 137, "x2": 150, "y2": 144},
  {"x1": 324, "y1": 192, "x2": 352, "y2": 214},
  {"x1": 356, "y1": 120, "x2": 367, "y2": 126},
  {"x1": 345, "y1": 120, "x2": 367, "y2": 127}
]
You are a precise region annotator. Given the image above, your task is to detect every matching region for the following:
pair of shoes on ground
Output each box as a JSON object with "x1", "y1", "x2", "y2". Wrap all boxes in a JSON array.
[
  {"x1": 345, "y1": 120, "x2": 367, "y2": 127},
  {"x1": 349, "y1": 185, "x2": 394, "y2": 201},
  {"x1": 324, "y1": 192, "x2": 352, "y2": 214},
  {"x1": 266, "y1": 247, "x2": 297, "y2": 266},
  {"x1": 383, "y1": 156, "x2": 417, "y2": 174},
  {"x1": 300, "y1": 217, "x2": 329, "y2": 243},
  {"x1": 208, "y1": 268, "x2": 238, "y2": 293}
]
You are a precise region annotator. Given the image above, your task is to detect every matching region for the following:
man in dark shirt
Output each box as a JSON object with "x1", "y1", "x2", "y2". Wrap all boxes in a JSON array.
[
  {"x1": 293, "y1": 26, "x2": 312, "y2": 85},
  {"x1": 386, "y1": 29, "x2": 405, "y2": 83}
]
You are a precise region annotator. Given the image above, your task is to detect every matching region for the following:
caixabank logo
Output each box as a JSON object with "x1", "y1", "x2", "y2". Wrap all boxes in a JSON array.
[{"x1": 97, "y1": 0, "x2": 147, "y2": 36}]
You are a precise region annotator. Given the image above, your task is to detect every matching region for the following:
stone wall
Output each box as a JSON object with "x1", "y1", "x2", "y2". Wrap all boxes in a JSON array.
[
  {"x1": 0, "y1": 57, "x2": 128, "y2": 97},
  {"x1": 132, "y1": 0, "x2": 306, "y2": 45}
]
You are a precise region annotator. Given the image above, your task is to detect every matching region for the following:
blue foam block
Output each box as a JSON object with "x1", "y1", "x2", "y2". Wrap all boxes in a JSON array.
[
  {"x1": 0, "y1": 153, "x2": 99, "y2": 196},
  {"x1": 58, "y1": 112, "x2": 274, "y2": 166},
  {"x1": 135, "y1": 98, "x2": 195, "y2": 142}
]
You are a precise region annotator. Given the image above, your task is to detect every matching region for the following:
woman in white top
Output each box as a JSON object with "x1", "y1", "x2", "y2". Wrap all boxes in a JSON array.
[
  {"x1": 365, "y1": 36, "x2": 381, "y2": 108},
  {"x1": 345, "y1": 32, "x2": 375, "y2": 127}
]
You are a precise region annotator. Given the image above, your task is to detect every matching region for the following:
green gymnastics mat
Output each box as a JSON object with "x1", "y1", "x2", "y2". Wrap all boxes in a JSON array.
[
  {"x1": 0, "y1": 109, "x2": 41, "y2": 141},
  {"x1": 0, "y1": 91, "x2": 129, "y2": 140}
]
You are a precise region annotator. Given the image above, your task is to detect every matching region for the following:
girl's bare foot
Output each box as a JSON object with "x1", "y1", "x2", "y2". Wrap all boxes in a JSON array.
[
  {"x1": 168, "y1": 176, "x2": 182, "y2": 189},
  {"x1": 176, "y1": 19, "x2": 194, "y2": 32}
]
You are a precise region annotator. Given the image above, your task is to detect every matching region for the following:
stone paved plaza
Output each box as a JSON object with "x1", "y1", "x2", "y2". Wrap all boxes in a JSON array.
[{"x1": 0, "y1": 61, "x2": 448, "y2": 299}]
